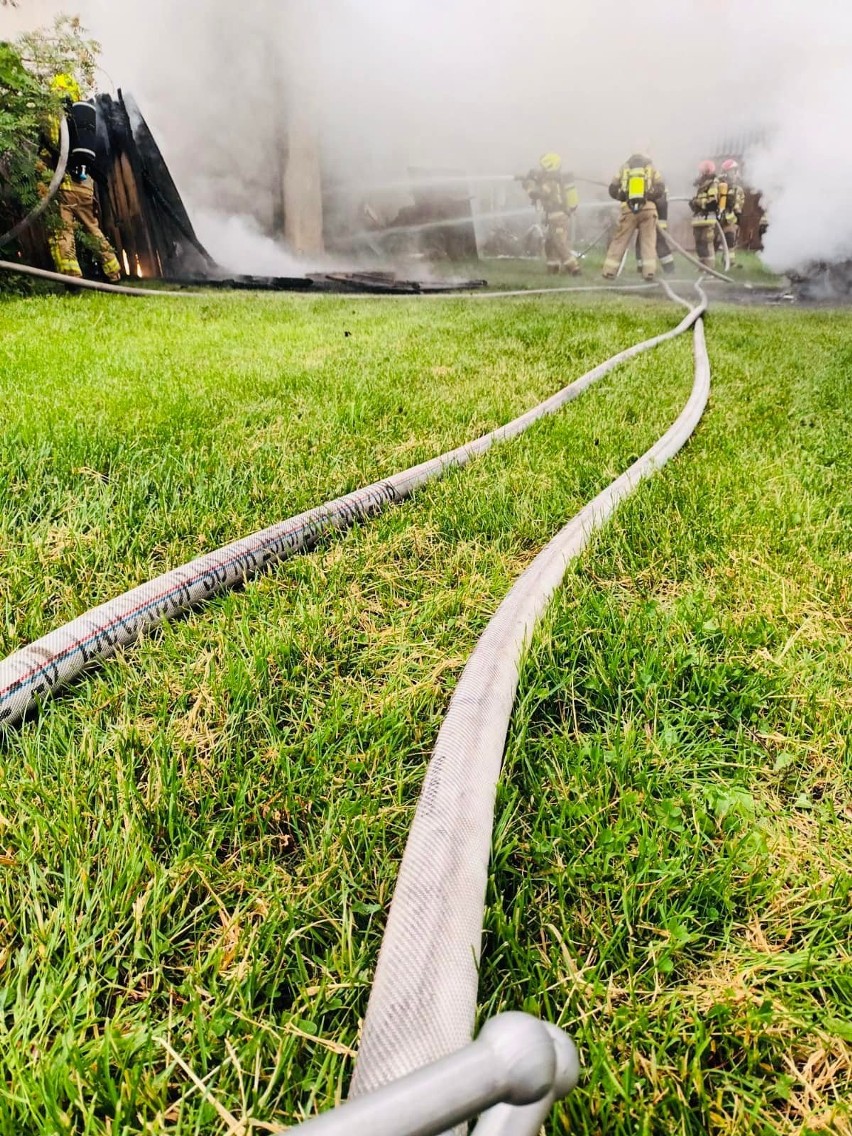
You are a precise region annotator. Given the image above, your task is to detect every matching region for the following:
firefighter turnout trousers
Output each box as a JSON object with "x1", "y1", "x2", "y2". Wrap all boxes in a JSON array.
[
  {"x1": 544, "y1": 211, "x2": 579, "y2": 274},
  {"x1": 603, "y1": 201, "x2": 658, "y2": 281},
  {"x1": 716, "y1": 217, "x2": 739, "y2": 265},
  {"x1": 692, "y1": 217, "x2": 717, "y2": 270},
  {"x1": 50, "y1": 179, "x2": 121, "y2": 281},
  {"x1": 637, "y1": 224, "x2": 675, "y2": 275}
]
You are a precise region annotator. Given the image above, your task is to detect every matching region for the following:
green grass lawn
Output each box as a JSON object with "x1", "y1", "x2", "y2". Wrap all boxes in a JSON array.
[
  {"x1": 447, "y1": 249, "x2": 781, "y2": 290},
  {"x1": 0, "y1": 283, "x2": 848, "y2": 1135}
]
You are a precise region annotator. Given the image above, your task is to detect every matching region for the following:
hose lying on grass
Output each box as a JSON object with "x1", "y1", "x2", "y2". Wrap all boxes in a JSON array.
[
  {"x1": 661, "y1": 222, "x2": 735, "y2": 284},
  {"x1": 0, "y1": 259, "x2": 195, "y2": 297},
  {"x1": 0, "y1": 286, "x2": 706, "y2": 728},
  {"x1": 0, "y1": 120, "x2": 69, "y2": 251},
  {"x1": 350, "y1": 284, "x2": 711, "y2": 1098},
  {"x1": 0, "y1": 260, "x2": 663, "y2": 300}
]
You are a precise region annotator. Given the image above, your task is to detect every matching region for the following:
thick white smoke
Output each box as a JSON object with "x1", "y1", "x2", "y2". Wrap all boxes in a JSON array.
[
  {"x1": 748, "y1": 17, "x2": 852, "y2": 271},
  {"x1": 3, "y1": 0, "x2": 849, "y2": 272},
  {"x1": 192, "y1": 212, "x2": 311, "y2": 277}
]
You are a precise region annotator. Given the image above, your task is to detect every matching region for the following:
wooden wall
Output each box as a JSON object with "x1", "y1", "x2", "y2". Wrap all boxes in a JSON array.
[
  {"x1": 96, "y1": 92, "x2": 214, "y2": 279},
  {"x1": 3, "y1": 91, "x2": 215, "y2": 281}
]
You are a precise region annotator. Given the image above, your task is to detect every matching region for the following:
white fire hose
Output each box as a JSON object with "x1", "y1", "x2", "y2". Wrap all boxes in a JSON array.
[
  {"x1": 716, "y1": 220, "x2": 732, "y2": 273},
  {"x1": 0, "y1": 258, "x2": 196, "y2": 297},
  {"x1": 3, "y1": 269, "x2": 712, "y2": 1133},
  {"x1": 661, "y1": 222, "x2": 735, "y2": 284},
  {"x1": 349, "y1": 285, "x2": 710, "y2": 1103},
  {"x1": 0, "y1": 286, "x2": 703, "y2": 728}
]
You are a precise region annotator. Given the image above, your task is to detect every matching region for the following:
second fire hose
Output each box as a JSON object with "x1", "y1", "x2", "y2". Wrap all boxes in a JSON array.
[{"x1": 350, "y1": 285, "x2": 710, "y2": 1103}]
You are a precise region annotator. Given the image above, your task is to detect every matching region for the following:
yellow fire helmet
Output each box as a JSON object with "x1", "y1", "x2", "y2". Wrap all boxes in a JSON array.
[
  {"x1": 51, "y1": 73, "x2": 82, "y2": 102},
  {"x1": 539, "y1": 152, "x2": 562, "y2": 172}
]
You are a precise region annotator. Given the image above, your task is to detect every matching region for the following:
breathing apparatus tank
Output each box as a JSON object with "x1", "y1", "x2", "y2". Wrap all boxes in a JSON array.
[
  {"x1": 717, "y1": 179, "x2": 729, "y2": 216},
  {"x1": 67, "y1": 101, "x2": 98, "y2": 181},
  {"x1": 621, "y1": 166, "x2": 648, "y2": 213}
]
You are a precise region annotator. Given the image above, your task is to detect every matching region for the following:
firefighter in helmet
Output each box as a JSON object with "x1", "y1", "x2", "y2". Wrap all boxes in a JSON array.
[
  {"x1": 39, "y1": 73, "x2": 122, "y2": 283},
  {"x1": 602, "y1": 153, "x2": 666, "y2": 282},
  {"x1": 689, "y1": 160, "x2": 721, "y2": 271},
  {"x1": 520, "y1": 153, "x2": 581, "y2": 275},
  {"x1": 716, "y1": 158, "x2": 746, "y2": 267}
]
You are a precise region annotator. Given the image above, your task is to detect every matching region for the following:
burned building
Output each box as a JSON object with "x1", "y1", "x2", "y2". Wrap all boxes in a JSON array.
[
  {"x1": 96, "y1": 92, "x2": 215, "y2": 279},
  {"x1": 11, "y1": 90, "x2": 214, "y2": 280}
]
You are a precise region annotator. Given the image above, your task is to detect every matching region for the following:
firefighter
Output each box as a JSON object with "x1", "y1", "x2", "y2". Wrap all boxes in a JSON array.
[
  {"x1": 602, "y1": 153, "x2": 666, "y2": 281},
  {"x1": 520, "y1": 153, "x2": 581, "y2": 275},
  {"x1": 40, "y1": 73, "x2": 122, "y2": 283},
  {"x1": 690, "y1": 160, "x2": 721, "y2": 270},
  {"x1": 716, "y1": 158, "x2": 746, "y2": 267}
]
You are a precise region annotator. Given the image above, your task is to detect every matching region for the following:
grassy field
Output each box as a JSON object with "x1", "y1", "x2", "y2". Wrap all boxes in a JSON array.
[
  {"x1": 448, "y1": 248, "x2": 782, "y2": 290},
  {"x1": 0, "y1": 276, "x2": 849, "y2": 1135}
]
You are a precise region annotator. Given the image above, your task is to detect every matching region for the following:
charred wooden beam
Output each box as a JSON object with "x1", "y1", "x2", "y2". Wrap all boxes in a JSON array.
[{"x1": 95, "y1": 92, "x2": 216, "y2": 279}]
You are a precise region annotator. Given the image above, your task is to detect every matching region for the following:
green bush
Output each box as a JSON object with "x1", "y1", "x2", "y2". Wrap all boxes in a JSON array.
[
  {"x1": 0, "y1": 40, "x2": 50, "y2": 225},
  {"x1": 0, "y1": 18, "x2": 101, "y2": 288}
]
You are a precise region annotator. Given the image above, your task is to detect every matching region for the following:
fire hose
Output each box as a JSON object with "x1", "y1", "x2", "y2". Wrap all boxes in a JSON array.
[
  {"x1": 349, "y1": 283, "x2": 710, "y2": 1106},
  {"x1": 0, "y1": 262, "x2": 672, "y2": 300},
  {"x1": 0, "y1": 119, "x2": 69, "y2": 251},
  {"x1": 280, "y1": 1013, "x2": 579, "y2": 1136},
  {"x1": 0, "y1": 258, "x2": 196, "y2": 297},
  {"x1": 0, "y1": 112, "x2": 192, "y2": 297},
  {"x1": 574, "y1": 221, "x2": 613, "y2": 260},
  {"x1": 3, "y1": 273, "x2": 710, "y2": 1132},
  {"x1": 716, "y1": 220, "x2": 732, "y2": 273},
  {"x1": 660, "y1": 223, "x2": 735, "y2": 284},
  {"x1": 0, "y1": 286, "x2": 704, "y2": 728}
]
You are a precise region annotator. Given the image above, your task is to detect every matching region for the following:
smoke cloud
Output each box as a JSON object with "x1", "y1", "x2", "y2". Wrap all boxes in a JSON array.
[
  {"x1": 192, "y1": 212, "x2": 312, "y2": 278},
  {"x1": 3, "y1": 0, "x2": 849, "y2": 273},
  {"x1": 748, "y1": 17, "x2": 852, "y2": 271}
]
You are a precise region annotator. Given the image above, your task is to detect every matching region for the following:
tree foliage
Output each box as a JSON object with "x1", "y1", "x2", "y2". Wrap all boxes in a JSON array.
[
  {"x1": 17, "y1": 15, "x2": 101, "y2": 94},
  {"x1": 0, "y1": 16, "x2": 101, "y2": 233},
  {"x1": 0, "y1": 40, "x2": 51, "y2": 220}
]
